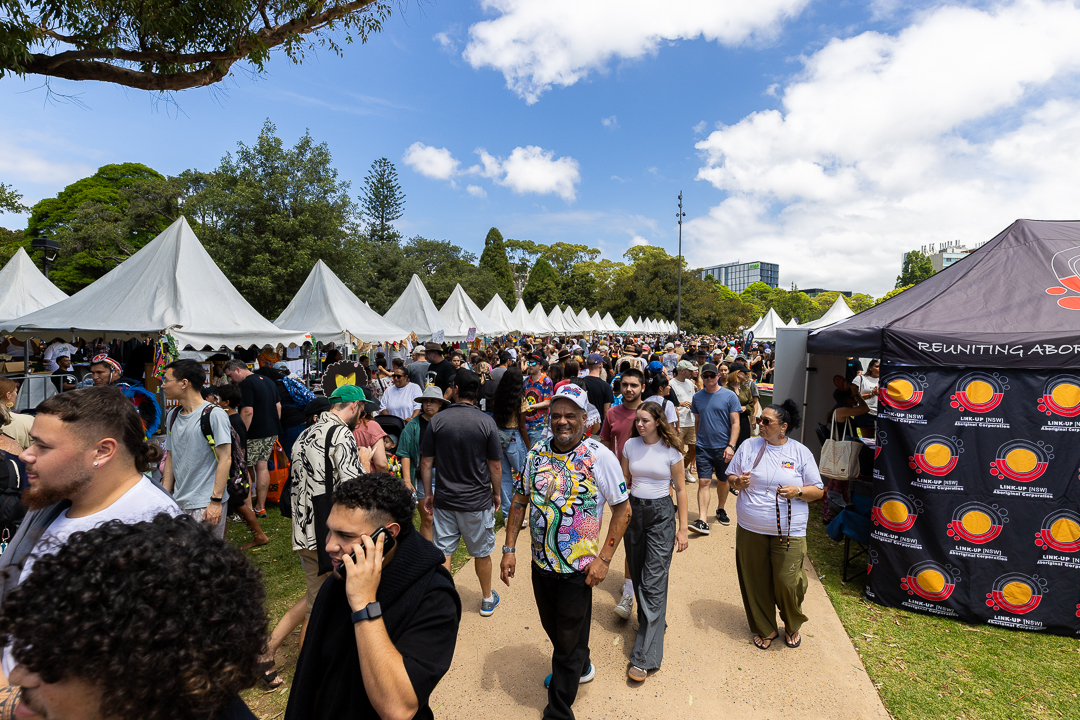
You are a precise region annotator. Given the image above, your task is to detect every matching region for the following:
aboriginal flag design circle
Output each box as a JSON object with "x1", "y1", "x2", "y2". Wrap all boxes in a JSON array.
[
  {"x1": 901, "y1": 561, "x2": 959, "y2": 602},
  {"x1": 1038, "y1": 376, "x2": 1080, "y2": 417},
  {"x1": 1035, "y1": 509, "x2": 1080, "y2": 553},
  {"x1": 872, "y1": 492, "x2": 921, "y2": 532},
  {"x1": 989, "y1": 440, "x2": 1052, "y2": 482},
  {"x1": 950, "y1": 372, "x2": 1008, "y2": 413},
  {"x1": 947, "y1": 502, "x2": 1008, "y2": 544},
  {"x1": 909, "y1": 435, "x2": 962, "y2": 476},
  {"x1": 986, "y1": 573, "x2": 1047, "y2": 614},
  {"x1": 880, "y1": 371, "x2": 926, "y2": 410}
]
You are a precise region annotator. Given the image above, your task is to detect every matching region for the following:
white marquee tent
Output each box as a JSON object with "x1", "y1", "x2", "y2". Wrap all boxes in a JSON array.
[
  {"x1": 440, "y1": 284, "x2": 504, "y2": 341},
  {"x1": 602, "y1": 312, "x2": 618, "y2": 332},
  {"x1": 510, "y1": 299, "x2": 536, "y2": 335},
  {"x1": 274, "y1": 260, "x2": 410, "y2": 346},
  {"x1": 591, "y1": 311, "x2": 604, "y2": 332},
  {"x1": 799, "y1": 294, "x2": 855, "y2": 330},
  {"x1": 619, "y1": 315, "x2": 636, "y2": 333},
  {"x1": 0, "y1": 247, "x2": 68, "y2": 331},
  {"x1": 383, "y1": 274, "x2": 450, "y2": 343},
  {"x1": 530, "y1": 303, "x2": 555, "y2": 335},
  {"x1": 548, "y1": 305, "x2": 567, "y2": 334},
  {"x1": 748, "y1": 307, "x2": 786, "y2": 342},
  {"x1": 562, "y1": 307, "x2": 583, "y2": 334},
  {"x1": 483, "y1": 294, "x2": 516, "y2": 334},
  {"x1": 7, "y1": 217, "x2": 309, "y2": 349}
]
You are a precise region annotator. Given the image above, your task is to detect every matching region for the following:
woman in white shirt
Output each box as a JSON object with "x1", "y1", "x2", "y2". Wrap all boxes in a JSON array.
[
  {"x1": 379, "y1": 366, "x2": 422, "y2": 421},
  {"x1": 619, "y1": 401, "x2": 689, "y2": 683},
  {"x1": 728, "y1": 399, "x2": 824, "y2": 650}
]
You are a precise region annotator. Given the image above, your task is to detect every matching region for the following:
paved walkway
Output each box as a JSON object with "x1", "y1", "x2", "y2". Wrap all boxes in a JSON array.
[{"x1": 430, "y1": 490, "x2": 891, "y2": 720}]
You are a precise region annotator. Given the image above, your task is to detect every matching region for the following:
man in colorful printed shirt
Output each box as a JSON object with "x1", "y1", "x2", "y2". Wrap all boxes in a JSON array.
[
  {"x1": 522, "y1": 353, "x2": 554, "y2": 448},
  {"x1": 500, "y1": 384, "x2": 631, "y2": 720}
]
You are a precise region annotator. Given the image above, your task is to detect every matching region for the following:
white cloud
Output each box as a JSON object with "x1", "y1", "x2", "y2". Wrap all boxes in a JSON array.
[
  {"x1": 602, "y1": 115, "x2": 619, "y2": 129},
  {"x1": 692, "y1": 120, "x2": 708, "y2": 134},
  {"x1": 688, "y1": 0, "x2": 1080, "y2": 296},
  {"x1": 403, "y1": 142, "x2": 581, "y2": 201},
  {"x1": 0, "y1": 139, "x2": 93, "y2": 186},
  {"x1": 463, "y1": 0, "x2": 811, "y2": 103},
  {"x1": 434, "y1": 32, "x2": 454, "y2": 51},
  {"x1": 402, "y1": 142, "x2": 460, "y2": 180},
  {"x1": 630, "y1": 234, "x2": 649, "y2": 246}
]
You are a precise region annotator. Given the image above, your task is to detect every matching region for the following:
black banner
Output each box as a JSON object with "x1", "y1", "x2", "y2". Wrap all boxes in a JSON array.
[{"x1": 870, "y1": 365, "x2": 1080, "y2": 636}]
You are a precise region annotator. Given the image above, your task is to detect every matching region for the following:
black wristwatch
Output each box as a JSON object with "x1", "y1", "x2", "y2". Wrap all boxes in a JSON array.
[
  {"x1": 209, "y1": 497, "x2": 223, "y2": 503},
  {"x1": 351, "y1": 602, "x2": 382, "y2": 624}
]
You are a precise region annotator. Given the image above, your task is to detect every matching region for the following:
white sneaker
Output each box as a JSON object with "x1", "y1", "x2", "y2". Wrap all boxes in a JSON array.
[
  {"x1": 614, "y1": 593, "x2": 634, "y2": 620},
  {"x1": 684, "y1": 468, "x2": 697, "y2": 484}
]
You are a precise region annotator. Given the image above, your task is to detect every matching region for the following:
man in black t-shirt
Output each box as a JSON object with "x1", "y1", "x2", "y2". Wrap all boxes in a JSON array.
[
  {"x1": 50, "y1": 355, "x2": 78, "y2": 393},
  {"x1": 225, "y1": 359, "x2": 282, "y2": 517},
  {"x1": 582, "y1": 353, "x2": 614, "y2": 427},
  {"x1": 423, "y1": 343, "x2": 456, "y2": 401}
]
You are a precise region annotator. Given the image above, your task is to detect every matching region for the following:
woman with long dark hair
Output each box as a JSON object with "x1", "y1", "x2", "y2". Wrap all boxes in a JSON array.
[
  {"x1": 619, "y1": 401, "x2": 689, "y2": 683},
  {"x1": 492, "y1": 367, "x2": 531, "y2": 515}
]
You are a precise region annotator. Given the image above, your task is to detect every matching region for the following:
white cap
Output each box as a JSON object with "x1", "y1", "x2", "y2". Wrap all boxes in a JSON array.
[{"x1": 552, "y1": 384, "x2": 588, "y2": 410}]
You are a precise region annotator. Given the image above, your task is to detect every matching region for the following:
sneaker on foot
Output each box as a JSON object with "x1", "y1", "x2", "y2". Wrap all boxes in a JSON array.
[
  {"x1": 684, "y1": 468, "x2": 697, "y2": 484},
  {"x1": 627, "y1": 665, "x2": 647, "y2": 682},
  {"x1": 544, "y1": 664, "x2": 595, "y2": 688},
  {"x1": 689, "y1": 519, "x2": 710, "y2": 535},
  {"x1": 614, "y1": 593, "x2": 634, "y2": 620},
  {"x1": 717, "y1": 508, "x2": 731, "y2": 526},
  {"x1": 480, "y1": 590, "x2": 500, "y2": 617}
]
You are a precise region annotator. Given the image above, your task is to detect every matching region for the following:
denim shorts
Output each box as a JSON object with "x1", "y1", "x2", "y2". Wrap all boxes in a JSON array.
[{"x1": 696, "y1": 446, "x2": 730, "y2": 481}]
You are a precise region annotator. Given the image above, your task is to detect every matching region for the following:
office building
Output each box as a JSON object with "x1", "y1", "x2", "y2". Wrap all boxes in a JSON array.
[
  {"x1": 802, "y1": 288, "x2": 852, "y2": 298},
  {"x1": 700, "y1": 261, "x2": 779, "y2": 293},
  {"x1": 919, "y1": 240, "x2": 987, "y2": 273}
]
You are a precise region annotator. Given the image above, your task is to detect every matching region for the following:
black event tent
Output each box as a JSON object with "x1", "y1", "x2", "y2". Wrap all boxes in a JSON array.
[{"x1": 808, "y1": 219, "x2": 1080, "y2": 369}]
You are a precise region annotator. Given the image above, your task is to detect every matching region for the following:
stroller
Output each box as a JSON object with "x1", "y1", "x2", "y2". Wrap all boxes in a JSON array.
[{"x1": 373, "y1": 415, "x2": 407, "y2": 480}]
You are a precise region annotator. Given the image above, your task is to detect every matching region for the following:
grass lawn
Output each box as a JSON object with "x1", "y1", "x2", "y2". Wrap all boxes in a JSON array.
[
  {"x1": 228, "y1": 504, "x2": 485, "y2": 720},
  {"x1": 804, "y1": 500, "x2": 1080, "y2": 720}
]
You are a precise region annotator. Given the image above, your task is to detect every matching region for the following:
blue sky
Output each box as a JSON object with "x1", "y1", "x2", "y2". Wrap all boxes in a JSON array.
[{"x1": 6, "y1": 0, "x2": 1080, "y2": 297}]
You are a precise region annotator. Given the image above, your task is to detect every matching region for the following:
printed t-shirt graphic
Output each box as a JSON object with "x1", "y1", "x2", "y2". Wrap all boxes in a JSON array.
[
  {"x1": 515, "y1": 437, "x2": 627, "y2": 573},
  {"x1": 523, "y1": 375, "x2": 553, "y2": 433}
]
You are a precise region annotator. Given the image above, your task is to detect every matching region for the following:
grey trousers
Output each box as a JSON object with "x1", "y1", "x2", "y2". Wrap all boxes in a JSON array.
[{"x1": 623, "y1": 496, "x2": 676, "y2": 670}]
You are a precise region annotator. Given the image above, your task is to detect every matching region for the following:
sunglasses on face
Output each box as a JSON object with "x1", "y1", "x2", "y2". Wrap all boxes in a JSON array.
[
  {"x1": 759, "y1": 416, "x2": 776, "y2": 426},
  {"x1": 702, "y1": 373, "x2": 717, "y2": 379},
  {"x1": 393, "y1": 374, "x2": 406, "y2": 379}
]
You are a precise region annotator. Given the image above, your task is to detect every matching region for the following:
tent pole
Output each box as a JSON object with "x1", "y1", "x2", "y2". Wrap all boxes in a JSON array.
[{"x1": 800, "y1": 350, "x2": 811, "y2": 444}]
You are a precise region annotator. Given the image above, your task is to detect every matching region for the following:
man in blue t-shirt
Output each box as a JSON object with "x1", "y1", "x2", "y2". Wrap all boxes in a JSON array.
[{"x1": 690, "y1": 363, "x2": 741, "y2": 534}]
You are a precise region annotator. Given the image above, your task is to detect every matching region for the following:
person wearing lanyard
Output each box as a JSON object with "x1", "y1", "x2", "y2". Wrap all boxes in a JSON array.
[
  {"x1": 619, "y1": 401, "x2": 689, "y2": 683},
  {"x1": 727, "y1": 399, "x2": 824, "y2": 650}
]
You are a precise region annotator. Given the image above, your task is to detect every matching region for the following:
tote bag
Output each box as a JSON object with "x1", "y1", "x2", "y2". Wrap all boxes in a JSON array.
[{"x1": 819, "y1": 415, "x2": 862, "y2": 481}]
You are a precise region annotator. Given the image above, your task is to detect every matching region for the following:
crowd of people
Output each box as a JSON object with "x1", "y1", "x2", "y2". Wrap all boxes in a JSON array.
[{"x1": 0, "y1": 330, "x2": 835, "y2": 720}]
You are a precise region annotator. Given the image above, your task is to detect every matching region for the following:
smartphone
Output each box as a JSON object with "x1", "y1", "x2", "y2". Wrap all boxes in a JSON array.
[{"x1": 339, "y1": 527, "x2": 396, "y2": 575}]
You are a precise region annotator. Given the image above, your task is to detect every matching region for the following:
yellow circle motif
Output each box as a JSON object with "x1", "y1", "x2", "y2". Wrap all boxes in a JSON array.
[
  {"x1": 923, "y1": 443, "x2": 952, "y2": 468},
  {"x1": 961, "y1": 510, "x2": 992, "y2": 535},
  {"x1": 1002, "y1": 581, "x2": 1033, "y2": 606},
  {"x1": 880, "y1": 500, "x2": 909, "y2": 524},
  {"x1": 915, "y1": 569, "x2": 946, "y2": 594},
  {"x1": 965, "y1": 380, "x2": 994, "y2": 404},
  {"x1": 1051, "y1": 383, "x2": 1080, "y2": 409},
  {"x1": 1004, "y1": 448, "x2": 1038, "y2": 474},
  {"x1": 1050, "y1": 517, "x2": 1080, "y2": 543},
  {"x1": 887, "y1": 379, "x2": 914, "y2": 402}
]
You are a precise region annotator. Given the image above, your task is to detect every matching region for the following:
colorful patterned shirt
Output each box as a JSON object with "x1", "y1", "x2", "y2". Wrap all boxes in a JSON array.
[
  {"x1": 523, "y1": 374, "x2": 554, "y2": 433},
  {"x1": 515, "y1": 437, "x2": 629, "y2": 573}
]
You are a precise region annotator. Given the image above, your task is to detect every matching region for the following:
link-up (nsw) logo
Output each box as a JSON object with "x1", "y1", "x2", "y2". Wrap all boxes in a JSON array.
[
  {"x1": 989, "y1": 440, "x2": 1052, "y2": 482},
  {"x1": 871, "y1": 492, "x2": 922, "y2": 532},
  {"x1": 1045, "y1": 246, "x2": 1080, "y2": 309},
  {"x1": 1035, "y1": 509, "x2": 1080, "y2": 553},
  {"x1": 949, "y1": 372, "x2": 1008, "y2": 413},
  {"x1": 947, "y1": 502, "x2": 1008, "y2": 544},
  {"x1": 901, "y1": 561, "x2": 960, "y2": 602},
  {"x1": 986, "y1": 573, "x2": 1047, "y2": 614},
  {"x1": 1037, "y1": 376, "x2": 1080, "y2": 417},
  {"x1": 909, "y1": 435, "x2": 962, "y2": 476},
  {"x1": 879, "y1": 371, "x2": 927, "y2": 410}
]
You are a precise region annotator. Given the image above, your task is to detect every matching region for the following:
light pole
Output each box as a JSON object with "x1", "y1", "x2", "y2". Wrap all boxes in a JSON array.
[
  {"x1": 30, "y1": 235, "x2": 59, "y2": 279},
  {"x1": 676, "y1": 192, "x2": 686, "y2": 335}
]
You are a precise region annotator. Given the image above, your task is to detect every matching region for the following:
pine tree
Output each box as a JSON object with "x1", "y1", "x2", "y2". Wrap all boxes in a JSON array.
[
  {"x1": 522, "y1": 258, "x2": 561, "y2": 309},
  {"x1": 478, "y1": 227, "x2": 516, "y2": 303},
  {"x1": 359, "y1": 158, "x2": 404, "y2": 244}
]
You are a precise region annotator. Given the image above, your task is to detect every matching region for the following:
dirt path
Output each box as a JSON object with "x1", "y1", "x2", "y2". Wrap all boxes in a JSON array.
[{"x1": 430, "y1": 493, "x2": 891, "y2": 720}]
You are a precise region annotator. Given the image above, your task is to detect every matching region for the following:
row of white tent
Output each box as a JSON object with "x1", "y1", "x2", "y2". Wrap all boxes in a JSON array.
[
  {"x1": 742, "y1": 295, "x2": 855, "y2": 343},
  {"x1": 0, "y1": 216, "x2": 676, "y2": 349}
]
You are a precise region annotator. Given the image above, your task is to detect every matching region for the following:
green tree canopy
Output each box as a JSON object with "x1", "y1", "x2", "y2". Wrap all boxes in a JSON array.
[
  {"x1": 0, "y1": 0, "x2": 390, "y2": 91},
  {"x1": 359, "y1": 157, "x2": 404, "y2": 245},
  {"x1": 478, "y1": 227, "x2": 515, "y2": 303},
  {"x1": 897, "y1": 250, "x2": 934, "y2": 288},
  {"x1": 0, "y1": 183, "x2": 25, "y2": 214},
  {"x1": 522, "y1": 258, "x2": 561, "y2": 309}
]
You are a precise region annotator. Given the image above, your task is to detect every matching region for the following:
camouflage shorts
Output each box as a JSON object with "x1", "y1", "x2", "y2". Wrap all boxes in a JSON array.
[{"x1": 247, "y1": 435, "x2": 276, "y2": 463}]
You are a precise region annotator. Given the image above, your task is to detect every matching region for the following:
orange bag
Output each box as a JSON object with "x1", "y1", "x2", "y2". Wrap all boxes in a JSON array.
[{"x1": 266, "y1": 440, "x2": 290, "y2": 503}]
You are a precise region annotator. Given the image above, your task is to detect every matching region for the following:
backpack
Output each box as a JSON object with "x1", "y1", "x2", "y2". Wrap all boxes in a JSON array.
[
  {"x1": 169, "y1": 405, "x2": 250, "y2": 511},
  {"x1": 282, "y1": 374, "x2": 316, "y2": 407},
  {"x1": 0, "y1": 452, "x2": 27, "y2": 544}
]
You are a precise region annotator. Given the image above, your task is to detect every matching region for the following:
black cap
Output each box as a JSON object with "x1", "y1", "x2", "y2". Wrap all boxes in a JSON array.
[
  {"x1": 455, "y1": 368, "x2": 481, "y2": 394},
  {"x1": 499, "y1": 351, "x2": 513, "y2": 363},
  {"x1": 700, "y1": 363, "x2": 719, "y2": 376},
  {"x1": 304, "y1": 397, "x2": 331, "y2": 416}
]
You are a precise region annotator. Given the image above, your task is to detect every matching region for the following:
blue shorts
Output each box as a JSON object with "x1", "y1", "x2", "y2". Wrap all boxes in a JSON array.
[{"x1": 696, "y1": 446, "x2": 730, "y2": 481}]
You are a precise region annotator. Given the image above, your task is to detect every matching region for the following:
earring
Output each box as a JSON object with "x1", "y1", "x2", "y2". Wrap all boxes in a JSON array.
[{"x1": 93, "y1": 461, "x2": 98, "y2": 467}]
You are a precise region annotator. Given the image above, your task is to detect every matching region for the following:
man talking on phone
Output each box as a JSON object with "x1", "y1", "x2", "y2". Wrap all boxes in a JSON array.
[{"x1": 285, "y1": 473, "x2": 461, "y2": 720}]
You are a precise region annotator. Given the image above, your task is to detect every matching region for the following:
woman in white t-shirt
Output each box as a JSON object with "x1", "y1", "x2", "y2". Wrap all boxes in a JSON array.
[
  {"x1": 727, "y1": 399, "x2": 824, "y2": 651},
  {"x1": 379, "y1": 367, "x2": 422, "y2": 421},
  {"x1": 619, "y1": 401, "x2": 689, "y2": 683}
]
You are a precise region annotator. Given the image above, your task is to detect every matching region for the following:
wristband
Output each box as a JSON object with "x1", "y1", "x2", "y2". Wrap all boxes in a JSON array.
[
  {"x1": 596, "y1": 555, "x2": 611, "y2": 564},
  {"x1": 210, "y1": 497, "x2": 223, "y2": 503},
  {"x1": 502, "y1": 546, "x2": 515, "y2": 554}
]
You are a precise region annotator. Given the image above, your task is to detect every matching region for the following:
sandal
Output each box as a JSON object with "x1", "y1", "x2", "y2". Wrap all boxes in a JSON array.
[
  {"x1": 753, "y1": 632, "x2": 778, "y2": 650},
  {"x1": 256, "y1": 660, "x2": 284, "y2": 689},
  {"x1": 784, "y1": 630, "x2": 802, "y2": 648}
]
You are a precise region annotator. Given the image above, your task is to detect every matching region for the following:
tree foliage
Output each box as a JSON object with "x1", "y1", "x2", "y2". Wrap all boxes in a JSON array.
[
  {"x1": 0, "y1": 0, "x2": 390, "y2": 91},
  {"x1": 522, "y1": 258, "x2": 560, "y2": 309},
  {"x1": 897, "y1": 250, "x2": 934, "y2": 288},
  {"x1": 359, "y1": 157, "x2": 404, "y2": 244},
  {"x1": 478, "y1": 227, "x2": 515, "y2": 303},
  {"x1": 0, "y1": 183, "x2": 26, "y2": 214}
]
